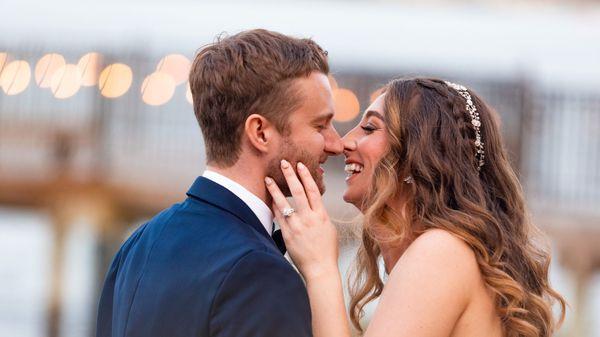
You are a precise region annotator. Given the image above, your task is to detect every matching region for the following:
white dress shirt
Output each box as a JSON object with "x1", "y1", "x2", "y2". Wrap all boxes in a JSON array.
[{"x1": 202, "y1": 170, "x2": 274, "y2": 235}]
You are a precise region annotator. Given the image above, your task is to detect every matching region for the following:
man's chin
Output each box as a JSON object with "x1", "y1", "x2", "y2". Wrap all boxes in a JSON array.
[
  {"x1": 310, "y1": 170, "x2": 326, "y2": 195},
  {"x1": 317, "y1": 180, "x2": 326, "y2": 195}
]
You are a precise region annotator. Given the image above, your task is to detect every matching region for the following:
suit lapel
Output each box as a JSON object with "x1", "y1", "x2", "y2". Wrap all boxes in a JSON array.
[{"x1": 186, "y1": 176, "x2": 272, "y2": 242}]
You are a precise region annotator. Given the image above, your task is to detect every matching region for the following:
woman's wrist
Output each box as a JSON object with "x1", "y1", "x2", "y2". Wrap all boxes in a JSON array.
[
  {"x1": 302, "y1": 261, "x2": 341, "y2": 283},
  {"x1": 304, "y1": 263, "x2": 351, "y2": 337}
]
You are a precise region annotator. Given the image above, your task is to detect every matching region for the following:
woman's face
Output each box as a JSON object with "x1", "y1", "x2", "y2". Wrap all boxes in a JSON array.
[{"x1": 342, "y1": 94, "x2": 390, "y2": 209}]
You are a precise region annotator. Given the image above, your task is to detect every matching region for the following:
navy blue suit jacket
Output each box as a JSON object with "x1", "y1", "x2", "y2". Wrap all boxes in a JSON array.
[{"x1": 96, "y1": 177, "x2": 312, "y2": 337}]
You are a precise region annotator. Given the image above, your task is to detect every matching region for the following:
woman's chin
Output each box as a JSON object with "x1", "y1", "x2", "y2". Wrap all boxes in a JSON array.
[{"x1": 343, "y1": 188, "x2": 363, "y2": 209}]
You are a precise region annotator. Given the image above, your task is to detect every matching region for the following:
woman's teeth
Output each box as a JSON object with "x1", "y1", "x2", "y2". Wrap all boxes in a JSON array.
[{"x1": 344, "y1": 163, "x2": 364, "y2": 175}]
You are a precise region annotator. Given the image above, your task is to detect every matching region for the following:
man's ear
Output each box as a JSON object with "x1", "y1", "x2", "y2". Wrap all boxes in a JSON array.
[{"x1": 244, "y1": 114, "x2": 276, "y2": 154}]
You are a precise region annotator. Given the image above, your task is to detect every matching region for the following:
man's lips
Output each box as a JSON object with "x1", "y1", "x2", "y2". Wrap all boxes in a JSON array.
[{"x1": 318, "y1": 158, "x2": 327, "y2": 174}]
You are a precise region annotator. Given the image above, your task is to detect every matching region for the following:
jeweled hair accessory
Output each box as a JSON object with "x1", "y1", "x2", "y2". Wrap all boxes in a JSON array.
[{"x1": 444, "y1": 81, "x2": 485, "y2": 171}]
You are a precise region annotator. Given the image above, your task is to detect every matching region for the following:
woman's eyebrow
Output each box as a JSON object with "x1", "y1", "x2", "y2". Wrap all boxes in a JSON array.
[{"x1": 364, "y1": 110, "x2": 384, "y2": 121}]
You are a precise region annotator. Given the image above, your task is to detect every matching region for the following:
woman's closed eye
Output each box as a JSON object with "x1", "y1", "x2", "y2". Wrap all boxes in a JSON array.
[{"x1": 360, "y1": 124, "x2": 378, "y2": 134}]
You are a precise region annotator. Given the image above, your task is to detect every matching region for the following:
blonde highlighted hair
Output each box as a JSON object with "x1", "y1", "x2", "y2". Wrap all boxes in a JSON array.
[{"x1": 349, "y1": 78, "x2": 566, "y2": 336}]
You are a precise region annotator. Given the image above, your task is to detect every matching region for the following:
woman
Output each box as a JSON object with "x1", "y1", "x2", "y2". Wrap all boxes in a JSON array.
[{"x1": 265, "y1": 77, "x2": 566, "y2": 337}]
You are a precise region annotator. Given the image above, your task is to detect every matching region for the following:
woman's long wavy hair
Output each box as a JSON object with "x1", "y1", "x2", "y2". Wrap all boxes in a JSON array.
[{"x1": 348, "y1": 77, "x2": 566, "y2": 336}]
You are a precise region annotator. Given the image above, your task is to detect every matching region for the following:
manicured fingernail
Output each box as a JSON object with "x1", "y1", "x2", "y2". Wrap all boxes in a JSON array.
[
  {"x1": 281, "y1": 159, "x2": 290, "y2": 169},
  {"x1": 265, "y1": 177, "x2": 273, "y2": 185},
  {"x1": 297, "y1": 162, "x2": 306, "y2": 171}
]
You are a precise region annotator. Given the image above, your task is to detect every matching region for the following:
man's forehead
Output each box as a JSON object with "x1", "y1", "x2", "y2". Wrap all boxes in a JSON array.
[{"x1": 290, "y1": 74, "x2": 334, "y2": 120}]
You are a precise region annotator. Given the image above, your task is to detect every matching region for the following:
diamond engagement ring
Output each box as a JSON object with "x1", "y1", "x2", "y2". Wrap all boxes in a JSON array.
[{"x1": 282, "y1": 208, "x2": 295, "y2": 218}]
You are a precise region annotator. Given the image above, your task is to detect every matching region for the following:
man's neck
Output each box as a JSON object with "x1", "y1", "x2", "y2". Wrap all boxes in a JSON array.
[{"x1": 205, "y1": 164, "x2": 271, "y2": 207}]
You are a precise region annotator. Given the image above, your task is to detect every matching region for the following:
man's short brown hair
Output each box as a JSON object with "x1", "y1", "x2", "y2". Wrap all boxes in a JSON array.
[{"x1": 189, "y1": 29, "x2": 329, "y2": 167}]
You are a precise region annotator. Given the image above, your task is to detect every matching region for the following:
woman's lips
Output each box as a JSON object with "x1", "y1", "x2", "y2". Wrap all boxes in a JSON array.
[
  {"x1": 345, "y1": 170, "x2": 361, "y2": 183},
  {"x1": 344, "y1": 163, "x2": 364, "y2": 182}
]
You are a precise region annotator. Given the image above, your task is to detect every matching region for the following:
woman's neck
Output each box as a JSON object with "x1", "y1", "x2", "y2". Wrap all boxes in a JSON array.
[
  {"x1": 379, "y1": 237, "x2": 413, "y2": 274},
  {"x1": 379, "y1": 196, "x2": 415, "y2": 274}
]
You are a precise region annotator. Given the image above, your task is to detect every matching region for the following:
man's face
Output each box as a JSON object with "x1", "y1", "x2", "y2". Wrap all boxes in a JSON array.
[{"x1": 267, "y1": 72, "x2": 343, "y2": 196}]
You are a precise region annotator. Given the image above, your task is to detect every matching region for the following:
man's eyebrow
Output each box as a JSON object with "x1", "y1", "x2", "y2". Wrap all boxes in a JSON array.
[
  {"x1": 364, "y1": 110, "x2": 384, "y2": 121},
  {"x1": 312, "y1": 111, "x2": 335, "y2": 123}
]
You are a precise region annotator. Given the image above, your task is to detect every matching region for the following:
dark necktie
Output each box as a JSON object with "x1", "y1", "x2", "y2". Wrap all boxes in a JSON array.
[{"x1": 271, "y1": 229, "x2": 286, "y2": 255}]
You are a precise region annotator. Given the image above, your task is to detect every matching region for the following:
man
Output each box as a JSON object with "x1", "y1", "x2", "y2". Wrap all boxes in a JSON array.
[{"x1": 96, "y1": 29, "x2": 343, "y2": 337}]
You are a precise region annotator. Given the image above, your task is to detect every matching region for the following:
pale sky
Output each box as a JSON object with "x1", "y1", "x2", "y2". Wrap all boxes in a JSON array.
[{"x1": 2, "y1": 0, "x2": 600, "y2": 87}]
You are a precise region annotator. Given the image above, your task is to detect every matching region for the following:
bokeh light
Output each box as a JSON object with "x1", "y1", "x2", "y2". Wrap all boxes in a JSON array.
[
  {"x1": 332, "y1": 88, "x2": 360, "y2": 122},
  {"x1": 185, "y1": 82, "x2": 193, "y2": 104},
  {"x1": 77, "y1": 52, "x2": 103, "y2": 87},
  {"x1": 0, "y1": 60, "x2": 31, "y2": 95},
  {"x1": 156, "y1": 54, "x2": 190, "y2": 85},
  {"x1": 141, "y1": 72, "x2": 176, "y2": 106},
  {"x1": 35, "y1": 53, "x2": 66, "y2": 88},
  {"x1": 98, "y1": 63, "x2": 133, "y2": 98},
  {"x1": 50, "y1": 64, "x2": 82, "y2": 99}
]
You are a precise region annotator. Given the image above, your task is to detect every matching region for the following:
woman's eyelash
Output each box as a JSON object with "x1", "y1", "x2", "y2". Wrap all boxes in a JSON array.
[{"x1": 361, "y1": 125, "x2": 376, "y2": 132}]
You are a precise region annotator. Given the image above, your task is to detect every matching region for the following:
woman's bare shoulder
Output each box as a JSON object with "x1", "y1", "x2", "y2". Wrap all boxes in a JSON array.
[
  {"x1": 406, "y1": 229, "x2": 477, "y2": 264},
  {"x1": 368, "y1": 230, "x2": 484, "y2": 335},
  {"x1": 387, "y1": 229, "x2": 481, "y2": 305}
]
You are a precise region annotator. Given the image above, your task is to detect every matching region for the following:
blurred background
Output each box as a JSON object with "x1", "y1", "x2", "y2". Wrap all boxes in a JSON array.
[{"x1": 1, "y1": 0, "x2": 600, "y2": 336}]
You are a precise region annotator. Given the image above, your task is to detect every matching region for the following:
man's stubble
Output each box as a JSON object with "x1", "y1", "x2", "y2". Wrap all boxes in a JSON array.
[{"x1": 266, "y1": 137, "x2": 325, "y2": 198}]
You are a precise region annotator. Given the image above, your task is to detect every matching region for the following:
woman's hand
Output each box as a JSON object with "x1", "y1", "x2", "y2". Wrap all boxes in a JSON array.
[{"x1": 265, "y1": 159, "x2": 340, "y2": 281}]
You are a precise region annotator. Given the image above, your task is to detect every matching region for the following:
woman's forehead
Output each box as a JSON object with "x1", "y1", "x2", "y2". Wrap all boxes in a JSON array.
[{"x1": 362, "y1": 93, "x2": 386, "y2": 119}]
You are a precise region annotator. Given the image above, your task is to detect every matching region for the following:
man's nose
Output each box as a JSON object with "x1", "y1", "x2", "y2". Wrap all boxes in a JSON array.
[
  {"x1": 341, "y1": 129, "x2": 357, "y2": 153},
  {"x1": 324, "y1": 125, "x2": 343, "y2": 155}
]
